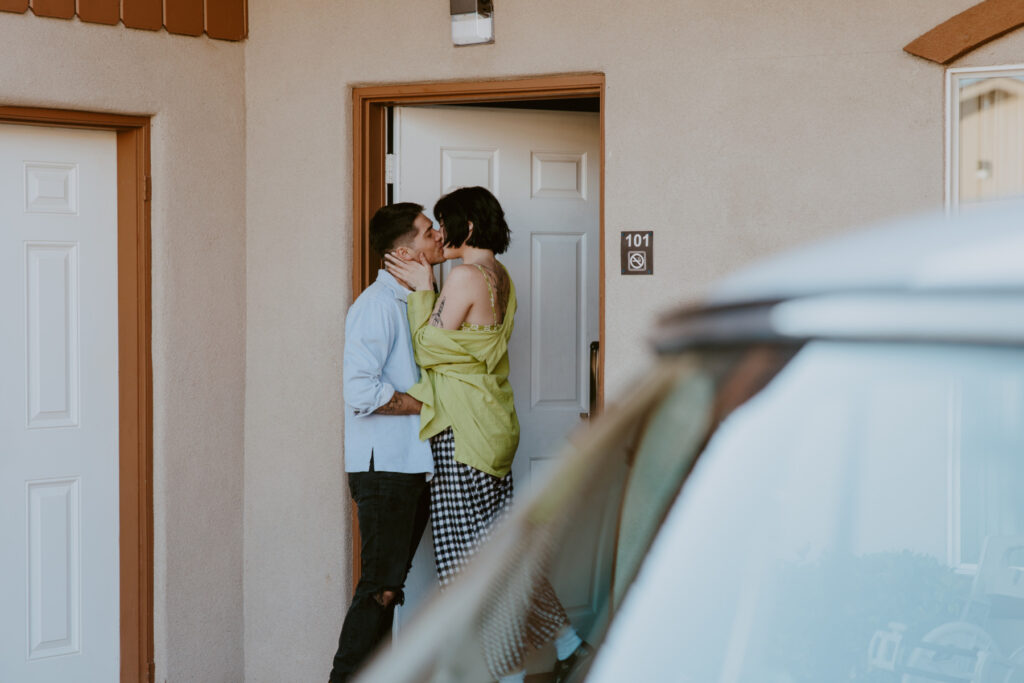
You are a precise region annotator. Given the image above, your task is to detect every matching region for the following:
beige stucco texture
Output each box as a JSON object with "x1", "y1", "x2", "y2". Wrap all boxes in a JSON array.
[
  {"x1": 0, "y1": 14, "x2": 247, "y2": 683},
  {"x1": 242, "y1": 1, "x2": 1024, "y2": 681},
  {"x1": 8, "y1": 0, "x2": 1024, "y2": 680}
]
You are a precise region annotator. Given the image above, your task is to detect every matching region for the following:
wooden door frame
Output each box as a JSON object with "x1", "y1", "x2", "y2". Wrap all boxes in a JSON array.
[
  {"x1": 0, "y1": 106, "x2": 154, "y2": 683},
  {"x1": 351, "y1": 73, "x2": 605, "y2": 587}
]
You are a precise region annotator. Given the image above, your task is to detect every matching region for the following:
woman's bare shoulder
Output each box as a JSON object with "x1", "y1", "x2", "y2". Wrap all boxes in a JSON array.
[
  {"x1": 444, "y1": 264, "x2": 488, "y2": 288},
  {"x1": 448, "y1": 262, "x2": 484, "y2": 276}
]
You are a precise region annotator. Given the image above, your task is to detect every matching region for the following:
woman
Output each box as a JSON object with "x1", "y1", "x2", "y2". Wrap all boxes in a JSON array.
[{"x1": 384, "y1": 186, "x2": 589, "y2": 683}]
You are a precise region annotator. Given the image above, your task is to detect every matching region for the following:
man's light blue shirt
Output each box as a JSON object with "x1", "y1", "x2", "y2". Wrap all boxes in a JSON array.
[{"x1": 343, "y1": 270, "x2": 433, "y2": 477}]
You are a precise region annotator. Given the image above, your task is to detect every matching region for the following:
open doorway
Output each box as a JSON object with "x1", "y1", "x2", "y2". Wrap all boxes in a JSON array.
[
  {"x1": 390, "y1": 99, "x2": 601, "y2": 632},
  {"x1": 350, "y1": 75, "x2": 605, "y2": 628}
]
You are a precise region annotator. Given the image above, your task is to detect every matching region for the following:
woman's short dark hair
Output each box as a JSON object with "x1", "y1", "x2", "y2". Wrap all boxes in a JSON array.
[
  {"x1": 433, "y1": 186, "x2": 510, "y2": 254},
  {"x1": 368, "y1": 202, "x2": 423, "y2": 255}
]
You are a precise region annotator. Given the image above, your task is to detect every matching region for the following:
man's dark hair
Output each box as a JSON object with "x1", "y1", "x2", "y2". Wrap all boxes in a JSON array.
[
  {"x1": 433, "y1": 186, "x2": 510, "y2": 254},
  {"x1": 368, "y1": 202, "x2": 423, "y2": 255}
]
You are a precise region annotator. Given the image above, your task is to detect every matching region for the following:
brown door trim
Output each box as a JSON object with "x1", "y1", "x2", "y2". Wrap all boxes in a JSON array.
[
  {"x1": 350, "y1": 73, "x2": 605, "y2": 588},
  {"x1": 0, "y1": 105, "x2": 154, "y2": 683}
]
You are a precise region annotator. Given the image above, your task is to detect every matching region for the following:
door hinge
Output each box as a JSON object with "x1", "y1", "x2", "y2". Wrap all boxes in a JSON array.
[
  {"x1": 385, "y1": 154, "x2": 395, "y2": 185},
  {"x1": 145, "y1": 176, "x2": 152, "y2": 202}
]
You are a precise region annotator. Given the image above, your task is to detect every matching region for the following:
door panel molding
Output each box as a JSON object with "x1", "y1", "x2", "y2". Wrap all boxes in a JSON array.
[
  {"x1": 351, "y1": 73, "x2": 605, "y2": 589},
  {"x1": 0, "y1": 105, "x2": 153, "y2": 683}
]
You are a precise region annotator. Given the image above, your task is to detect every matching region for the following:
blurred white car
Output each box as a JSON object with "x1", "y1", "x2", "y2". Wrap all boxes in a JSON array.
[{"x1": 358, "y1": 203, "x2": 1024, "y2": 683}]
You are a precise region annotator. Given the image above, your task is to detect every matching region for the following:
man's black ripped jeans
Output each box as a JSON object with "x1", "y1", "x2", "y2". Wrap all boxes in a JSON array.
[{"x1": 329, "y1": 467, "x2": 429, "y2": 683}]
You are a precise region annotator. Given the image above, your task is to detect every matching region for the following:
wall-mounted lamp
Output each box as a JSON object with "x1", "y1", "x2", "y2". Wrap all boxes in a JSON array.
[{"x1": 451, "y1": 0, "x2": 493, "y2": 46}]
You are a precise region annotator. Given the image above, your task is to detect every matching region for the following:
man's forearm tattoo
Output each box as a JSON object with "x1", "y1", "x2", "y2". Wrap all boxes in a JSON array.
[
  {"x1": 378, "y1": 392, "x2": 403, "y2": 414},
  {"x1": 373, "y1": 391, "x2": 422, "y2": 415},
  {"x1": 430, "y1": 296, "x2": 446, "y2": 328}
]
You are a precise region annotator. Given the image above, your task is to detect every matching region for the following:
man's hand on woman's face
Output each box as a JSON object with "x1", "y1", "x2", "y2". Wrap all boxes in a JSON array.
[{"x1": 384, "y1": 252, "x2": 435, "y2": 292}]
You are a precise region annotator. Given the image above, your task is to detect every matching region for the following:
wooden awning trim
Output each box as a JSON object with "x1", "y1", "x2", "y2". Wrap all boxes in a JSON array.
[
  {"x1": 0, "y1": 0, "x2": 29, "y2": 12},
  {"x1": 905, "y1": 0, "x2": 1024, "y2": 64},
  {"x1": 0, "y1": 0, "x2": 247, "y2": 40}
]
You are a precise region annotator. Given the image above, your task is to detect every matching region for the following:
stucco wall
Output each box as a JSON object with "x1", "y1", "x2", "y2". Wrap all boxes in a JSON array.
[
  {"x1": 242, "y1": 1, "x2": 1023, "y2": 681},
  {"x1": 0, "y1": 14, "x2": 246, "y2": 683}
]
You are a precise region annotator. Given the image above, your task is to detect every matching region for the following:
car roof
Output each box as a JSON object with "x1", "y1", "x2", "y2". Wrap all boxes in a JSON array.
[{"x1": 653, "y1": 202, "x2": 1024, "y2": 352}]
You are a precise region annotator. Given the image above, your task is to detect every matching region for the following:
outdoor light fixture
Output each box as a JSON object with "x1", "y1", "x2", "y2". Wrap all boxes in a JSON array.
[{"x1": 451, "y1": 0, "x2": 493, "y2": 46}]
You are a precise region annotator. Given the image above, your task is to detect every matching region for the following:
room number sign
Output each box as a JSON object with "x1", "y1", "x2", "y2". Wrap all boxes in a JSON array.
[{"x1": 620, "y1": 231, "x2": 653, "y2": 275}]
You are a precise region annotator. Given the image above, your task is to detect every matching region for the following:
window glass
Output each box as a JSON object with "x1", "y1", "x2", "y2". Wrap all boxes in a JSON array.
[
  {"x1": 614, "y1": 346, "x2": 794, "y2": 605},
  {"x1": 541, "y1": 355, "x2": 725, "y2": 648},
  {"x1": 958, "y1": 377, "x2": 1024, "y2": 566},
  {"x1": 589, "y1": 341, "x2": 1024, "y2": 683},
  {"x1": 375, "y1": 350, "x2": 768, "y2": 682},
  {"x1": 381, "y1": 357, "x2": 697, "y2": 682},
  {"x1": 613, "y1": 369, "x2": 713, "y2": 602},
  {"x1": 956, "y1": 69, "x2": 1024, "y2": 207}
]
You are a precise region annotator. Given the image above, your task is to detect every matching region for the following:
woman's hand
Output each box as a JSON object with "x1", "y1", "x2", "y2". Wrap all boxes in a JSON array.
[{"x1": 385, "y1": 252, "x2": 435, "y2": 292}]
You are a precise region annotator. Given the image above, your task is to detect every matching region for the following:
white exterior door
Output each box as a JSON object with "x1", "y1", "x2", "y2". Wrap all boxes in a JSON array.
[
  {"x1": 0, "y1": 124, "x2": 120, "y2": 682},
  {"x1": 393, "y1": 105, "x2": 601, "y2": 634}
]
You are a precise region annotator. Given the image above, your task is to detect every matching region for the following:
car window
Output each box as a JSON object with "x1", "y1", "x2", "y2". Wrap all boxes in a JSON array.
[
  {"x1": 588, "y1": 341, "x2": 1024, "y2": 683},
  {"x1": 358, "y1": 351, "x2": 774, "y2": 682},
  {"x1": 958, "y1": 376, "x2": 1024, "y2": 567},
  {"x1": 613, "y1": 369, "x2": 714, "y2": 604},
  {"x1": 538, "y1": 355, "x2": 724, "y2": 658},
  {"x1": 613, "y1": 346, "x2": 796, "y2": 606}
]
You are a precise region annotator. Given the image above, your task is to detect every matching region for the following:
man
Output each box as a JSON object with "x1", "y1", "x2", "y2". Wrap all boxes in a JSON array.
[{"x1": 329, "y1": 202, "x2": 444, "y2": 683}]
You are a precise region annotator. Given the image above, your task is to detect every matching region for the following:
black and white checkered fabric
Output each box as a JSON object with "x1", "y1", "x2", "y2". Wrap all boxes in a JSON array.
[
  {"x1": 429, "y1": 427, "x2": 570, "y2": 678},
  {"x1": 429, "y1": 427, "x2": 515, "y2": 587},
  {"x1": 478, "y1": 567, "x2": 570, "y2": 677}
]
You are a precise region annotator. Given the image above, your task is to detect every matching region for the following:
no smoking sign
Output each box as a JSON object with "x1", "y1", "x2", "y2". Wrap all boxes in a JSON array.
[{"x1": 620, "y1": 231, "x2": 653, "y2": 275}]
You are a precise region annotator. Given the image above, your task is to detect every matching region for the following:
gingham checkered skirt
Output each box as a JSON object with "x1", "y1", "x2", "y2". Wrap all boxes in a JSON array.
[
  {"x1": 429, "y1": 427, "x2": 569, "y2": 677},
  {"x1": 429, "y1": 427, "x2": 515, "y2": 587}
]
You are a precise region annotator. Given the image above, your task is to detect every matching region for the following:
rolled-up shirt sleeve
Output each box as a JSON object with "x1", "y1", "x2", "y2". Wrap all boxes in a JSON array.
[{"x1": 343, "y1": 300, "x2": 397, "y2": 416}]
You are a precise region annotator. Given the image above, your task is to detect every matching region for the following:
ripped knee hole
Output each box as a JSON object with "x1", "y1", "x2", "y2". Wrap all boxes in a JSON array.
[{"x1": 373, "y1": 590, "x2": 396, "y2": 607}]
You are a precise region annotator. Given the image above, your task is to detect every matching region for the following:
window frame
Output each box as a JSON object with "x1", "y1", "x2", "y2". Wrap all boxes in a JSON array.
[{"x1": 946, "y1": 63, "x2": 1024, "y2": 213}]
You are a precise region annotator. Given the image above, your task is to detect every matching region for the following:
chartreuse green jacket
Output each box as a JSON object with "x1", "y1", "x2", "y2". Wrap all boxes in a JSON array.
[{"x1": 405, "y1": 279, "x2": 519, "y2": 478}]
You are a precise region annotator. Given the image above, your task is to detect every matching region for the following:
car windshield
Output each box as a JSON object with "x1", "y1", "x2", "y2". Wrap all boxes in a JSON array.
[
  {"x1": 590, "y1": 340, "x2": 1024, "y2": 683},
  {"x1": 359, "y1": 340, "x2": 1024, "y2": 683}
]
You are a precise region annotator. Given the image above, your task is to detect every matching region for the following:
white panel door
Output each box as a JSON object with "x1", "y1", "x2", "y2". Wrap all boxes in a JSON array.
[
  {"x1": 393, "y1": 105, "x2": 601, "y2": 636},
  {"x1": 0, "y1": 124, "x2": 119, "y2": 682}
]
